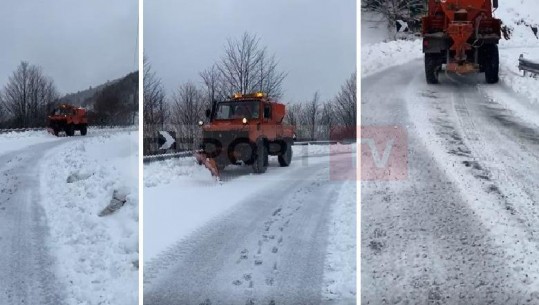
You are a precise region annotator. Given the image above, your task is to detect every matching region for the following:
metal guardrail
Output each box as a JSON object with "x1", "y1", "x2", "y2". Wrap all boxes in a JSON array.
[
  {"x1": 0, "y1": 125, "x2": 137, "y2": 134},
  {"x1": 519, "y1": 54, "x2": 539, "y2": 76},
  {"x1": 143, "y1": 140, "x2": 351, "y2": 164}
]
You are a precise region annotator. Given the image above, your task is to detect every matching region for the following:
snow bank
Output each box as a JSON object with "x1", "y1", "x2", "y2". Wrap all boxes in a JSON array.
[
  {"x1": 362, "y1": 39, "x2": 423, "y2": 78},
  {"x1": 40, "y1": 130, "x2": 138, "y2": 305},
  {"x1": 323, "y1": 180, "x2": 356, "y2": 302},
  {"x1": 361, "y1": 11, "x2": 393, "y2": 45},
  {"x1": 496, "y1": 1, "x2": 539, "y2": 105},
  {"x1": 0, "y1": 130, "x2": 60, "y2": 155}
]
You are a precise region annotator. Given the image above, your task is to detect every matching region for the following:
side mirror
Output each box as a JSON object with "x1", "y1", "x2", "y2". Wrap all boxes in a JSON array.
[
  {"x1": 205, "y1": 109, "x2": 211, "y2": 118},
  {"x1": 493, "y1": 0, "x2": 498, "y2": 8}
]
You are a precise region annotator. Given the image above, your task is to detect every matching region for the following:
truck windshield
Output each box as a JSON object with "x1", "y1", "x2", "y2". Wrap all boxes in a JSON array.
[
  {"x1": 215, "y1": 101, "x2": 260, "y2": 120},
  {"x1": 52, "y1": 108, "x2": 72, "y2": 116}
]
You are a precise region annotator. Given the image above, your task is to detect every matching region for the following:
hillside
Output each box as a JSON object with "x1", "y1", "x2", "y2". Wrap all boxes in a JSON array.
[{"x1": 59, "y1": 71, "x2": 138, "y2": 125}]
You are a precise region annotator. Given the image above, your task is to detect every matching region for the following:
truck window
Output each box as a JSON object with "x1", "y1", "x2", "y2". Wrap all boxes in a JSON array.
[{"x1": 215, "y1": 101, "x2": 260, "y2": 120}]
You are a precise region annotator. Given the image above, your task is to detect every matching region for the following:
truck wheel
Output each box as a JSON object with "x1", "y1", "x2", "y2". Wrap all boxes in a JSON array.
[
  {"x1": 425, "y1": 54, "x2": 441, "y2": 84},
  {"x1": 80, "y1": 125, "x2": 87, "y2": 136},
  {"x1": 66, "y1": 124, "x2": 75, "y2": 136},
  {"x1": 53, "y1": 128, "x2": 59, "y2": 136},
  {"x1": 252, "y1": 140, "x2": 268, "y2": 174},
  {"x1": 278, "y1": 140, "x2": 292, "y2": 167},
  {"x1": 484, "y1": 45, "x2": 499, "y2": 84}
]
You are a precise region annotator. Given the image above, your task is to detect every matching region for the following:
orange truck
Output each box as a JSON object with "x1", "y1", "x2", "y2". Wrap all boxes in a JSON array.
[
  {"x1": 422, "y1": 0, "x2": 501, "y2": 84},
  {"x1": 47, "y1": 104, "x2": 88, "y2": 136},
  {"x1": 195, "y1": 92, "x2": 295, "y2": 178}
]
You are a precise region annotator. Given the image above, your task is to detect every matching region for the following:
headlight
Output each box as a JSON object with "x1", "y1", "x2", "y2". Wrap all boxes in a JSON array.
[
  {"x1": 242, "y1": 118, "x2": 247, "y2": 124},
  {"x1": 198, "y1": 120, "x2": 204, "y2": 126}
]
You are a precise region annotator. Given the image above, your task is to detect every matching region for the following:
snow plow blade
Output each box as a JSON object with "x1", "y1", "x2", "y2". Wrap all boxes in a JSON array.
[{"x1": 194, "y1": 151, "x2": 220, "y2": 178}]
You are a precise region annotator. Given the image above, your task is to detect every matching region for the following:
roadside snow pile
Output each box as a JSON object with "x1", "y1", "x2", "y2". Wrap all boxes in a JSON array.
[
  {"x1": 144, "y1": 144, "x2": 355, "y2": 188},
  {"x1": 40, "y1": 131, "x2": 138, "y2": 305},
  {"x1": 362, "y1": 11, "x2": 393, "y2": 45},
  {"x1": 362, "y1": 39, "x2": 422, "y2": 78},
  {"x1": 323, "y1": 180, "x2": 356, "y2": 302},
  {"x1": 496, "y1": 1, "x2": 539, "y2": 104},
  {"x1": 0, "y1": 130, "x2": 60, "y2": 155}
]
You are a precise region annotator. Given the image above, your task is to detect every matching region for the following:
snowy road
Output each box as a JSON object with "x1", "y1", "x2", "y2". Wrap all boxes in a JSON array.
[
  {"x1": 362, "y1": 60, "x2": 539, "y2": 304},
  {"x1": 144, "y1": 149, "x2": 356, "y2": 305},
  {"x1": 0, "y1": 129, "x2": 138, "y2": 305},
  {"x1": 0, "y1": 141, "x2": 67, "y2": 305}
]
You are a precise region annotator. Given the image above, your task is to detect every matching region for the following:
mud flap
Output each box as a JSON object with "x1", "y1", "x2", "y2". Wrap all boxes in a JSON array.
[{"x1": 194, "y1": 151, "x2": 220, "y2": 179}]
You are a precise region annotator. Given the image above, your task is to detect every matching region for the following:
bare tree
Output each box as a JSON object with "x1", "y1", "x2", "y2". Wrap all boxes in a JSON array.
[
  {"x1": 143, "y1": 56, "x2": 167, "y2": 128},
  {"x1": 200, "y1": 64, "x2": 227, "y2": 108},
  {"x1": 1, "y1": 61, "x2": 58, "y2": 128},
  {"x1": 362, "y1": 0, "x2": 424, "y2": 34},
  {"x1": 318, "y1": 102, "x2": 335, "y2": 140},
  {"x1": 303, "y1": 92, "x2": 320, "y2": 140},
  {"x1": 143, "y1": 56, "x2": 168, "y2": 154},
  {"x1": 0, "y1": 90, "x2": 5, "y2": 126},
  {"x1": 216, "y1": 33, "x2": 287, "y2": 98},
  {"x1": 332, "y1": 72, "x2": 356, "y2": 128},
  {"x1": 170, "y1": 82, "x2": 206, "y2": 150}
]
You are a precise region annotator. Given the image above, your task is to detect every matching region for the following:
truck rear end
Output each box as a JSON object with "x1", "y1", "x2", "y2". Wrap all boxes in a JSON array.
[{"x1": 422, "y1": 0, "x2": 502, "y2": 84}]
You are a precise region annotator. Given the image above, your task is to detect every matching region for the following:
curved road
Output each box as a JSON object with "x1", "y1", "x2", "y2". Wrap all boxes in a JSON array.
[
  {"x1": 0, "y1": 141, "x2": 67, "y2": 305},
  {"x1": 144, "y1": 152, "x2": 356, "y2": 305},
  {"x1": 362, "y1": 60, "x2": 539, "y2": 304},
  {"x1": 0, "y1": 128, "x2": 134, "y2": 304}
]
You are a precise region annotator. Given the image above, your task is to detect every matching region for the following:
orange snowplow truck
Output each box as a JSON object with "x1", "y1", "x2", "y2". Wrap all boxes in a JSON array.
[
  {"x1": 422, "y1": 0, "x2": 501, "y2": 84},
  {"x1": 195, "y1": 92, "x2": 295, "y2": 178},
  {"x1": 47, "y1": 104, "x2": 88, "y2": 136}
]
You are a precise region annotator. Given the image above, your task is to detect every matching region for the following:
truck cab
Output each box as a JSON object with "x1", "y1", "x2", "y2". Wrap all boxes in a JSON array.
[
  {"x1": 48, "y1": 104, "x2": 88, "y2": 136},
  {"x1": 196, "y1": 92, "x2": 295, "y2": 176}
]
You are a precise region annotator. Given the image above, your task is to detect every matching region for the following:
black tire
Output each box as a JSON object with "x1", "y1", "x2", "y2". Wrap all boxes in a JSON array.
[
  {"x1": 425, "y1": 54, "x2": 441, "y2": 84},
  {"x1": 484, "y1": 44, "x2": 499, "y2": 84},
  {"x1": 66, "y1": 124, "x2": 75, "y2": 136},
  {"x1": 53, "y1": 128, "x2": 59, "y2": 137},
  {"x1": 80, "y1": 124, "x2": 87, "y2": 136},
  {"x1": 252, "y1": 139, "x2": 268, "y2": 174},
  {"x1": 278, "y1": 140, "x2": 292, "y2": 167}
]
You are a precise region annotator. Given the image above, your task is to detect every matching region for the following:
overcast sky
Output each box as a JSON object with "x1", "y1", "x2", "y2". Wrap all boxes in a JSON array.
[
  {"x1": 0, "y1": 0, "x2": 138, "y2": 95},
  {"x1": 145, "y1": 0, "x2": 356, "y2": 103}
]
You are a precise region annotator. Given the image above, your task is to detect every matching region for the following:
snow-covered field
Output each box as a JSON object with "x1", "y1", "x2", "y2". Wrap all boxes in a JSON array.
[
  {"x1": 39, "y1": 130, "x2": 139, "y2": 305},
  {"x1": 144, "y1": 144, "x2": 356, "y2": 304}
]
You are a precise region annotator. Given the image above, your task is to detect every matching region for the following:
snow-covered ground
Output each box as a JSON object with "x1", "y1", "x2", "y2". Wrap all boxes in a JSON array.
[
  {"x1": 143, "y1": 143, "x2": 354, "y2": 262},
  {"x1": 361, "y1": 11, "x2": 423, "y2": 77},
  {"x1": 322, "y1": 179, "x2": 356, "y2": 302},
  {"x1": 39, "y1": 130, "x2": 139, "y2": 305},
  {"x1": 0, "y1": 129, "x2": 138, "y2": 305},
  {"x1": 144, "y1": 144, "x2": 356, "y2": 304},
  {"x1": 0, "y1": 130, "x2": 61, "y2": 155}
]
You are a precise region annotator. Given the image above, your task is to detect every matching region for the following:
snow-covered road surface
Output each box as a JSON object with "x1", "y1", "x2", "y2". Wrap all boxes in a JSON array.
[
  {"x1": 0, "y1": 129, "x2": 138, "y2": 305},
  {"x1": 362, "y1": 60, "x2": 539, "y2": 304},
  {"x1": 0, "y1": 141, "x2": 67, "y2": 305},
  {"x1": 144, "y1": 147, "x2": 356, "y2": 304}
]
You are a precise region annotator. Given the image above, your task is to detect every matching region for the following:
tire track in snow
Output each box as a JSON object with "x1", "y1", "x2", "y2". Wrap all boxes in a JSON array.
[
  {"x1": 0, "y1": 142, "x2": 67, "y2": 305},
  {"x1": 144, "y1": 154, "x2": 353, "y2": 305}
]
